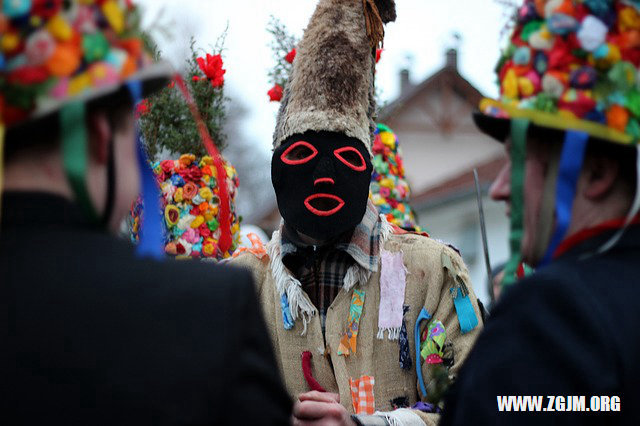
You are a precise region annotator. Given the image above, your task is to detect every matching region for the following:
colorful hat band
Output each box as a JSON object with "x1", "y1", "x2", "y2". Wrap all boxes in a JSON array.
[
  {"x1": 480, "y1": 98, "x2": 634, "y2": 145},
  {"x1": 531, "y1": 142, "x2": 561, "y2": 263},
  {"x1": 502, "y1": 118, "x2": 528, "y2": 287},
  {"x1": 127, "y1": 80, "x2": 165, "y2": 260},
  {"x1": 540, "y1": 130, "x2": 589, "y2": 266},
  {"x1": 60, "y1": 101, "x2": 98, "y2": 222}
]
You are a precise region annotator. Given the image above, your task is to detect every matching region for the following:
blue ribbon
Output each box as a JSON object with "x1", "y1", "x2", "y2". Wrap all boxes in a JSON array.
[
  {"x1": 540, "y1": 130, "x2": 589, "y2": 266},
  {"x1": 414, "y1": 307, "x2": 432, "y2": 398},
  {"x1": 280, "y1": 294, "x2": 295, "y2": 330},
  {"x1": 126, "y1": 81, "x2": 165, "y2": 260},
  {"x1": 451, "y1": 287, "x2": 478, "y2": 334}
]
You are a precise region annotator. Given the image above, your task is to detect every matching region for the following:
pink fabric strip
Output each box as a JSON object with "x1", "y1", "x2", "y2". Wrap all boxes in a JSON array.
[{"x1": 378, "y1": 249, "x2": 407, "y2": 338}]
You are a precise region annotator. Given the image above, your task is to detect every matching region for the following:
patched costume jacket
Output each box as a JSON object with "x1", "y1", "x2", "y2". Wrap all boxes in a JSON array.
[{"x1": 232, "y1": 209, "x2": 483, "y2": 425}]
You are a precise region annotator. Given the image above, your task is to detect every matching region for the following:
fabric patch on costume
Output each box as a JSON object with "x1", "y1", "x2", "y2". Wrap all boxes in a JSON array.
[
  {"x1": 377, "y1": 249, "x2": 408, "y2": 340},
  {"x1": 280, "y1": 294, "x2": 295, "y2": 330},
  {"x1": 301, "y1": 351, "x2": 326, "y2": 392},
  {"x1": 414, "y1": 307, "x2": 431, "y2": 397},
  {"x1": 232, "y1": 232, "x2": 267, "y2": 259},
  {"x1": 350, "y1": 375, "x2": 376, "y2": 415},
  {"x1": 338, "y1": 288, "x2": 366, "y2": 356},
  {"x1": 398, "y1": 305, "x2": 412, "y2": 370},
  {"x1": 442, "y1": 252, "x2": 478, "y2": 334},
  {"x1": 334, "y1": 200, "x2": 386, "y2": 273},
  {"x1": 412, "y1": 401, "x2": 442, "y2": 414},
  {"x1": 420, "y1": 320, "x2": 446, "y2": 365}
]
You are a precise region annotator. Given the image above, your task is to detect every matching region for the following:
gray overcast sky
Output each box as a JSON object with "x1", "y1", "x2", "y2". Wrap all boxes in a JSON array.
[{"x1": 137, "y1": 0, "x2": 508, "y2": 153}]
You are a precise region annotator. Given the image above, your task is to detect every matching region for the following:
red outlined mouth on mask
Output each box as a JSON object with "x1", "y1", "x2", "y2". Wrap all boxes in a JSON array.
[{"x1": 304, "y1": 193, "x2": 345, "y2": 216}]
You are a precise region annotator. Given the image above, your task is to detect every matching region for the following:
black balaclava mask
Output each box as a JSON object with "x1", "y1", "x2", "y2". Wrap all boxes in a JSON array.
[{"x1": 272, "y1": 130, "x2": 373, "y2": 241}]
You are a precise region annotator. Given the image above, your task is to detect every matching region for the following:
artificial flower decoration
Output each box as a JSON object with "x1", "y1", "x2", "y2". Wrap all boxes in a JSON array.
[
  {"x1": 129, "y1": 155, "x2": 241, "y2": 260},
  {"x1": 0, "y1": 0, "x2": 157, "y2": 127},
  {"x1": 376, "y1": 48, "x2": 383, "y2": 63},
  {"x1": 285, "y1": 48, "x2": 296, "y2": 64},
  {"x1": 31, "y1": 0, "x2": 63, "y2": 20},
  {"x1": 268, "y1": 83, "x2": 283, "y2": 102},
  {"x1": 481, "y1": 0, "x2": 640, "y2": 144},
  {"x1": 196, "y1": 53, "x2": 225, "y2": 88},
  {"x1": 135, "y1": 99, "x2": 150, "y2": 117},
  {"x1": 369, "y1": 124, "x2": 420, "y2": 230}
]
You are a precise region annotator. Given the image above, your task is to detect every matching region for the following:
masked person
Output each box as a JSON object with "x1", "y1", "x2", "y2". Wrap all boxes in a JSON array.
[
  {"x1": 1, "y1": 2, "x2": 291, "y2": 424},
  {"x1": 442, "y1": 1, "x2": 640, "y2": 425},
  {"x1": 231, "y1": 1, "x2": 483, "y2": 425}
]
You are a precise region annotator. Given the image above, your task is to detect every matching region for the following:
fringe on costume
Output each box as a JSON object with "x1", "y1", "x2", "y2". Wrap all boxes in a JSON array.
[
  {"x1": 268, "y1": 230, "x2": 317, "y2": 335},
  {"x1": 268, "y1": 215, "x2": 394, "y2": 334},
  {"x1": 376, "y1": 327, "x2": 401, "y2": 340}
]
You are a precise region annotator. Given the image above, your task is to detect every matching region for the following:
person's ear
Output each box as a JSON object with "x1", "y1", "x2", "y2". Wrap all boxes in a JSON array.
[
  {"x1": 86, "y1": 110, "x2": 112, "y2": 165},
  {"x1": 582, "y1": 155, "x2": 619, "y2": 200}
]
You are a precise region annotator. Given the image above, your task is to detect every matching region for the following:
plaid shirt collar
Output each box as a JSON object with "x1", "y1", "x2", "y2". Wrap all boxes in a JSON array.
[
  {"x1": 280, "y1": 200, "x2": 383, "y2": 275},
  {"x1": 279, "y1": 200, "x2": 382, "y2": 331}
]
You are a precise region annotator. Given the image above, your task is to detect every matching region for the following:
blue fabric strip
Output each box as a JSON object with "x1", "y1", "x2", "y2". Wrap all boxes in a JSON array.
[
  {"x1": 126, "y1": 81, "x2": 165, "y2": 260},
  {"x1": 280, "y1": 294, "x2": 295, "y2": 330},
  {"x1": 451, "y1": 288, "x2": 478, "y2": 334},
  {"x1": 414, "y1": 307, "x2": 432, "y2": 398},
  {"x1": 540, "y1": 130, "x2": 589, "y2": 266}
]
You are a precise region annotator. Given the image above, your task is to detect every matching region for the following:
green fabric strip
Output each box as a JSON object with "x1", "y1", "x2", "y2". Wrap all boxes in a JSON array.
[
  {"x1": 532, "y1": 143, "x2": 562, "y2": 264},
  {"x1": 61, "y1": 102, "x2": 98, "y2": 222},
  {"x1": 502, "y1": 118, "x2": 529, "y2": 287}
]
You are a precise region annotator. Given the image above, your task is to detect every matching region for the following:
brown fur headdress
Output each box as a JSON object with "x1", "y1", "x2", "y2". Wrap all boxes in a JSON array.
[{"x1": 273, "y1": 0, "x2": 396, "y2": 155}]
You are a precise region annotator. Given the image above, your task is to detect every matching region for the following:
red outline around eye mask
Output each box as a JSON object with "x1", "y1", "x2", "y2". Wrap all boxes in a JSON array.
[
  {"x1": 281, "y1": 141, "x2": 318, "y2": 165},
  {"x1": 334, "y1": 147, "x2": 366, "y2": 171},
  {"x1": 304, "y1": 193, "x2": 345, "y2": 216}
]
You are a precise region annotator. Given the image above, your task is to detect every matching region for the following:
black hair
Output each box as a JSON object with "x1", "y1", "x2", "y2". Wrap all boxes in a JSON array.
[
  {"x1": 4, "y1": 88, "x2": 134, "y2": 162},
  {"x1": 528, "y1": 124, "x2": 637, "y2": 195}
]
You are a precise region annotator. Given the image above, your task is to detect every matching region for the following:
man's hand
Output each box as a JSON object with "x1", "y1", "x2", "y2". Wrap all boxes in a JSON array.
[{"x1": 291, "y1": 391, "x2": 357, "y2": 426}]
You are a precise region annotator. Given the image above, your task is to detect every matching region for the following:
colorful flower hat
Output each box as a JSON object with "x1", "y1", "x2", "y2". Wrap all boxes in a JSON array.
[
  {"x1": 1, "y1": 0, "x2": 173, "y2": 259},
  {"x1": 369, "y1": 123, "x2": 420, "y2": 230},
  {"x1": 474, "y1": 0, "x2": 640, "y2": 285},
  {"x1": 475, "y1": 0, "x2": 640, "y2": 145},
  {"x1": 129, "y1": 154, "x2": 242, "y2": 260},
  {"x1": 1, "y1": 0, "x2": 172, "y2": 127}
]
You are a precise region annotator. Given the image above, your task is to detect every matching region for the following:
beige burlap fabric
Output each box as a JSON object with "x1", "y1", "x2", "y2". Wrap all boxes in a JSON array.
[{"x1": 231, "y1": 232, "x2": 482, "y2": 425}]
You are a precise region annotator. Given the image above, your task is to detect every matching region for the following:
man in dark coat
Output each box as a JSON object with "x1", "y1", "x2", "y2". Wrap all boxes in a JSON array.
[
  {"x1": 441, "y1": 1, "x2": 640, "y2": 425},
  {"x1": 1, "y1": 2, "x2": 291, "y2": 424}
]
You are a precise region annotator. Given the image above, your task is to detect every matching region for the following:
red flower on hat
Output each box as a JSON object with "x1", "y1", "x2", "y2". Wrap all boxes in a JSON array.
[
  {"x1": 285, "y1": 48, "x2": 296, "y2": 64},
  {"x1": 32, "y1": 0, "x2": 63, "y2": 19},
  {"x1": 376, "y1": 48, "x2": 383, "y2": 63},
  {"x1": 548, "y1": 37, "x2": 578, "y2": 71},
  {"x1": 135, "y1": 99, "x2": 150, "y2": 117},
  {"x1": 8, "y1": 66, "x2": 49, "y2": 85},
  {"x1": 268, "y1": 84, "x2": 283, "y2": 102},
  {"x1": 196, "y1": 54, "x2": 226, "y2": 88},
  {"x1": 161, "y1": 160, "x2": 175, "y2": 174},
  {"x1": 184, "y1": 165, "x2": 203, "y2": 182}
]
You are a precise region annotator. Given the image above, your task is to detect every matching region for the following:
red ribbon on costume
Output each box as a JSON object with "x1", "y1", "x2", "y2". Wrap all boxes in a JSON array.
[
  {"x1": 302, "y1": 351, "x2": 326, "y2": 392},
  {"x1": 174, "y1": 74, "x2": 232, "y2": 254}
]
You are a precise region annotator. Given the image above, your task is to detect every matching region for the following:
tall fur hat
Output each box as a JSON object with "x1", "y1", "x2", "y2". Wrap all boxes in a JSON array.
[{"x1": 273, "y1": 0, "x2": 396, "y2": 156}]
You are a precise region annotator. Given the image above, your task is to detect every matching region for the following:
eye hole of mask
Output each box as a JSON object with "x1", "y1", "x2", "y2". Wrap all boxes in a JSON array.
[
  {"x1": 281, "y1": 141, "x2": 318, "y2": 165},
  {"x1": 334, "y1": 146, "x2": 366, "y2": 171}
]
